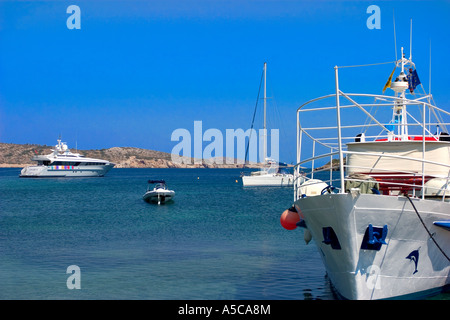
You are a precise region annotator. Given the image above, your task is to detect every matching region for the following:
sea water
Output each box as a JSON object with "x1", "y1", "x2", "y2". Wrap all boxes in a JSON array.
[
  {"x1": 0, "y1": 168, "x2": 447, "y2": 300},
  {"x1": 0, "y1": 168, "x2": 333, "y2": 300}
]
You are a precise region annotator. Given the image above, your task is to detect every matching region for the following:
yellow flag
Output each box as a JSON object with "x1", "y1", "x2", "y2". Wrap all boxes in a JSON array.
[{"x1": 382, "y1": 66, "x2": 396, "y2": 93}]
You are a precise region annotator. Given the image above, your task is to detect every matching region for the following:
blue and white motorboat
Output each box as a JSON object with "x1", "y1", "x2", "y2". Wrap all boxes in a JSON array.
[{"x1": 143, "y1": 180, "x2": 175, "y2": 204}]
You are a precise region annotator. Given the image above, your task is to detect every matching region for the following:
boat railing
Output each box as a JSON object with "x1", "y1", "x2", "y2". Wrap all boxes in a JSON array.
[
  {"x1": 294, "y1": 92, "x2": 450, "y2": 201},
  {"x1": 294, "y1": 150, "x2": 450, "y2": 201}
]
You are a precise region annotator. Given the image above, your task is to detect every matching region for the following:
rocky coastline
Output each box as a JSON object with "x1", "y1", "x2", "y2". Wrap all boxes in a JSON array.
[{"x1": 0, "y1": 142, "x2": 262, "y2": 169}]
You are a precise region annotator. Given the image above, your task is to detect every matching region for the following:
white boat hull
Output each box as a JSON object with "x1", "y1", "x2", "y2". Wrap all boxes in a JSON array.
[
  {"x1": 294, "y1": 193, "x2": 450, "y2": 300},
  {"x1": 20, "y1": 164, "x2": 114, "y2": 178},
  {"x1": 143, "y1": 189, "x2": 175, "y2": 204},
  {"x1": 242, "y1": 173, "x2": 293, "y2": 187}
]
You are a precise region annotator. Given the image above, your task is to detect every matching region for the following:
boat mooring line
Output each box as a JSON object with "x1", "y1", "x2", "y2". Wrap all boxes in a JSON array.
[{"x1": 405, "y1": 195, "x2": 450, "y2": 262}]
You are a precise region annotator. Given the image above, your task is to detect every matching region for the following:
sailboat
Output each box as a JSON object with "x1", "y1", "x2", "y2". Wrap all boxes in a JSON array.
[{"x1": 241, "y1": 62, "x2": 294, "y2": 187}]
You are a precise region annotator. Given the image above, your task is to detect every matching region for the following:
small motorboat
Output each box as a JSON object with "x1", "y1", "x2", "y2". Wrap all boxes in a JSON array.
[{"x1": 143, "y1": 180, "x2": 175, "y2": 204}]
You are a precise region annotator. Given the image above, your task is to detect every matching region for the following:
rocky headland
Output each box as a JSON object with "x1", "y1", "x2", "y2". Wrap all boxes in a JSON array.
[{"x1": 0, "y1": 142, "x2": 262, "y2": 169}]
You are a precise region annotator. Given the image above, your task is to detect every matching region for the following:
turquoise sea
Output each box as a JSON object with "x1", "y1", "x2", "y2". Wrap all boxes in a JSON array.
[
  {"x1": 0, "y1": 168, "x2": 334, "y2": 300},
  {"x1": 1, "y1": 168, "x2": 448, "y2": 301}
]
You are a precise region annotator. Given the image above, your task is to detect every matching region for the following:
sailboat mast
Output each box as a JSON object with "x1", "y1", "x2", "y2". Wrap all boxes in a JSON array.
[
  {"x1": 400, "y1": 47, "x2": 408, "y2": 139},
  {"x1": 263, "y1": 62, "x2": 267, "y2": 163}
]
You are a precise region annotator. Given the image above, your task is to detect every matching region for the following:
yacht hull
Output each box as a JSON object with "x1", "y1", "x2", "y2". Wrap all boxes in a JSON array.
[
  {"x1": 294, "y1": 193, "x2": 450, "y2": 300},
  {"x1": 19, "y1": 164, "x2": 114, "y2": 178},
  {"x1": 242, "y1": 174, "x2": 293, "y2": 187}
]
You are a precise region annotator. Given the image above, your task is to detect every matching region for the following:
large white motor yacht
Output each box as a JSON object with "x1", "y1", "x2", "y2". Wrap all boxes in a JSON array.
[{"x1": 20, "y1": 138, "x2": 115, "y2": 178}]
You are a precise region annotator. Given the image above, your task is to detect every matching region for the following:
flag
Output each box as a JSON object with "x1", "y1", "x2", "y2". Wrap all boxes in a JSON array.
[
  {"x1": 408, "y1": 68, "x2": 421, "y2": 93},
  {"x1": 382, "y1": 66, "x2": 396, "y2": 93}
]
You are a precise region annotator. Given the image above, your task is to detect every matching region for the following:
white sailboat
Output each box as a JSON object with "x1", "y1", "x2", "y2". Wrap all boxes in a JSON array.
[
  {"x1": 241, "y1": 62, "x2": 294, "y2": 187},
  {"x1": 283, "y1": 40, "x2": 450, "y2": 299}
]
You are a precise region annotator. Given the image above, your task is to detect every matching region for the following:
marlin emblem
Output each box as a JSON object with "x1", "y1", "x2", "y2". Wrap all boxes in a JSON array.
[{"x1": 405, "y1": 249, "x2": 420, "y2": 275}]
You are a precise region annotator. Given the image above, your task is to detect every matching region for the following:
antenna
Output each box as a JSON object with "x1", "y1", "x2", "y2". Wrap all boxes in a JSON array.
[
  {"x1": 393, "y1": 10, "x2": 398, "y2": 61},
  {"x1": 429, "y1": 39, "x2": 432, "y2": 95},
  {"x1": 263, "y1": 62, "x2": 267, "y2": 164},
  {"x1": 409, "y1": 19, "x2": 413, "y2": 60}
]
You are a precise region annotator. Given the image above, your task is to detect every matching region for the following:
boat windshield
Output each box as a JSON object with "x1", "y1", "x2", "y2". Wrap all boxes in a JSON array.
[{"x1": 154, "y1": 183, "x2": 166, "y2": 190}]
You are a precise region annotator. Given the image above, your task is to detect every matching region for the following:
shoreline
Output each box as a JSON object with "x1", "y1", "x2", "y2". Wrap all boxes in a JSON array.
[
  {"x1": 0, "y1": 142, "x2": 267, "y2": 169},
  {"x1": 0, "y1": 164, "x2": 30, "y2": 168},
  {"x1": 0, "y1": 163, "x2": 262, "y2": 169},
  {"x1": 0, "y1": 165, "x2": 260, "y2": 169}
]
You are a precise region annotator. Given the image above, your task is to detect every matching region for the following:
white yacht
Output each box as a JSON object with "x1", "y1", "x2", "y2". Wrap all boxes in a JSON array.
[
  {"x1": 283, "y1": 42, "x2": 450, "y2": 299},
  {"x1": 241, "y1": 62, "x2": 294, "y2": 187},
  {"x1": 20, "y1": 137, "x2": 115, "y2": 178}
]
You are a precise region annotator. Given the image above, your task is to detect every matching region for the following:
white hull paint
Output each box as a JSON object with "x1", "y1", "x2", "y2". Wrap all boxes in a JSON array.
[
  {"x1": 294, "y1": 193, "x2": 450, "y2": 300},
  {"x1": 143, "y1": 189, "x2": 175, "y2": 204},
  {"x1": 20, "y1": 164, "x2": 114, "y2": 178}
]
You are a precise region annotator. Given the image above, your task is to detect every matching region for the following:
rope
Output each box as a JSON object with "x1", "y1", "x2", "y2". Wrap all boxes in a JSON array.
[
  {"x1": 337, "y1": 60, "x2": 397, "y2": 69},
  {"x1": 244, "y1": 68, "x2": 264, "y2": 165},
  {"x1": 405, "y1": 195, "x2": 450, "y2": 262}
]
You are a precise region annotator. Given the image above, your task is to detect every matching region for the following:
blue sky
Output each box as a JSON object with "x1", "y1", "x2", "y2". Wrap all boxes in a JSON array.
[{"x1": 0, "y1": 0, "x2": 449, "y2": 163}]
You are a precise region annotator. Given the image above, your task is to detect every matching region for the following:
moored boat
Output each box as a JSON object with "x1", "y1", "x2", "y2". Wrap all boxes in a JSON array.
[
  {"x1": 242, "y1": 158, "x2": 294, "y2": 187},
  {"x1": 143, "y1": 180, "x2": 175, "y2": 205},
  {"x1": 283, "y1": 43, "x2": 450, "y2": 299},
  {"x1": 241, "y1": 62, "x2": 294, "y2": 187},
  {"x1": 20, "y1": 137, "x2": 115, "y2": 178}
]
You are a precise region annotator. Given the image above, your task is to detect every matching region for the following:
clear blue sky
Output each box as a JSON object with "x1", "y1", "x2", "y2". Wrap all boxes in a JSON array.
[{"x1": 1, "y1": 0, "x2": 449, "y2": 163}]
